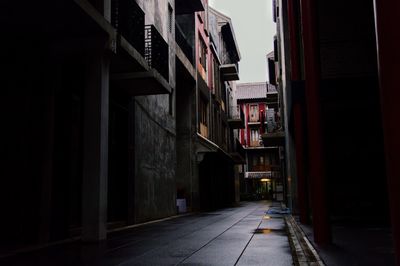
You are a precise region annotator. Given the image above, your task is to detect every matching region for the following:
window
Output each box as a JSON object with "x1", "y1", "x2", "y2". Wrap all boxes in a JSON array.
[
  {"x1": 168, "y1": 4, "x2": 173, "y2": 33},
  {"x1": 250, "y1": 129, "x2": 260, "y2": 146},
  {"x1": 249, "y1": 104, "x2": 259, "y2": 122},
  {"x1": 199, "y1": 38, "x2": 208, "y2": 69},
  {"x1": 199, "y1": 97, "x2": 208, "y2": 138}
]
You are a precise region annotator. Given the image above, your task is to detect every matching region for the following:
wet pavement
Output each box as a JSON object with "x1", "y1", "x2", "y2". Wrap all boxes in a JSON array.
[
  {"x1": 1, "y1": 201, "x2": 293, "y2": 266},
  {"x1": 298, "y1": 220, "x2": 395, "y2": 266}
]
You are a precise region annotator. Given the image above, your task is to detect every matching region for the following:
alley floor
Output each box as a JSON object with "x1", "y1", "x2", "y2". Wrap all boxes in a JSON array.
[{"x1": 1, "y1": 201, "x2": 293, "y2": 266}]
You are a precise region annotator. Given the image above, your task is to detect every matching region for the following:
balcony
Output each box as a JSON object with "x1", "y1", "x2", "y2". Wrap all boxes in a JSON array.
[
  {"x1": 145, "y1": 25, "x2": 169, "y2": 82},
  {"x1": 245, "y1": 171, "x2": 281, "y2": 179},
  {"x1": 175, "y1": 0, "x2": 205, "y2": 14},
  {"x1": 220, "y1": 63, "x2": 239, "y2": 81},
  {"x1": 266, "y1": 92, "x2": 279, "y2": 109},
  {"x1": 111, "y1": 24, "x2": 171, "y2": 96},
  {"x1": 112, "y1": 0, "x2": 145, "y2": 56},
  {"x1": 251, "y1": 164, "x2": 281, "y2": 172},
  {"x1": 261, "y1": 131, "x2": 285, "y2": 147},
  {"x1": 228, "y1": 106, "x2": 245, "y2": 129}
]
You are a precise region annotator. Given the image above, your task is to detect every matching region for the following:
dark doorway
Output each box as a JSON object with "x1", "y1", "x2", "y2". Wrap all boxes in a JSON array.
[{"x1": 108, "y1": 90, "x2": 130, "y2": 226}]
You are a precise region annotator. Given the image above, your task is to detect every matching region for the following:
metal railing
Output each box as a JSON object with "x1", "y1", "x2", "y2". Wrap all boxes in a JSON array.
[
  {"x1": 112, "y1": 0, "x2": 145, "y2": 56},
  {"x1": 145, "y1": 25, "x2": 169, "y2": 81},
  {"x1": 228, "y1": 106, "x2": 244, "y2": 121},
  {"x1": 176, "y1": 23, "x2": 194, "y2": 64}
]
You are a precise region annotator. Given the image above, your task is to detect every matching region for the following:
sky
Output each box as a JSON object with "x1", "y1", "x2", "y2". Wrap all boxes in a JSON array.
[{"x1": 209, "y1": 0, "x2": 276, "y2": 83}]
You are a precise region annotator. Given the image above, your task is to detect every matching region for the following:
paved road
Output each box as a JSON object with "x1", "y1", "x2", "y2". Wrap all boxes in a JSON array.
[{"x1": 2, "y1": 201, "x2": 293, "y2": 266}]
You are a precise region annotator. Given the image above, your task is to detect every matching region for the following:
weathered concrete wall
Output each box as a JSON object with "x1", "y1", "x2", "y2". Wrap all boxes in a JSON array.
[
  {"x1": 176, "y1": 85, "x2": 194, "y2": 207},
  {"x1": 134, "y1": 100, "x2": 177, "y2": 222},
  {"x1": 208, "y1": 10, "x2": 219, "y2": 46},
  {"x1": 132, "y1": 0, "x2": 177, "y2": 222}
]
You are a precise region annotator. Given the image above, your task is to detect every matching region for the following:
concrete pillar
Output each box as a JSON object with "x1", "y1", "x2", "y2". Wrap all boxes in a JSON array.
[
  {"x1": 374, "y1": 1, "x2": 400, "y2": 264},
  {"x1": 299, "y1": 0, "x2": 331, "y2": 244},
  {"x1": 82, "y1": 51, "x2": 110, "y2": 242},
  {"x1": 127, "y1": 98, "x2": 136, "y2": 225}
]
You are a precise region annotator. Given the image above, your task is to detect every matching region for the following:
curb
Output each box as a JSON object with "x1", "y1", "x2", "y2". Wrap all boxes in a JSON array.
[{"x1": 285, "y1": 215, "x2": 325, "y2": 266}]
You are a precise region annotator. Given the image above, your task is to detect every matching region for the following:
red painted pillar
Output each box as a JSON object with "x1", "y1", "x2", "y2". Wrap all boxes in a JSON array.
[
  {"x1": 288, "y1": 0, "x2": 300, "y2": 82},
  {"x1": 288, "y1": 0, "x2": 309, "y2": 224},
  {"x1": 374, "y1": 1, "x2": 400, "y2": 264},
  {"x1": 240, "y1": 104, "x2": 245, "y2": 145},
  {"x1": 246, "y1": 104, "x2": 250, "y2": 146},
  {"x1": 293, "y1": 103, "x2": 308, "y2": 224},
  {"x1": 299, "y1": 0, "x2": 331, "y2": 243}
]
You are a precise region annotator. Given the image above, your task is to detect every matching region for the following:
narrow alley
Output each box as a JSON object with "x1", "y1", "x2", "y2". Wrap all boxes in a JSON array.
[
  {"x1": 1, "y1": 202, "x2": 293, "y2": 266},
  {"x1": 2, "y1": 0, "x2": 400, "y2": 265}
]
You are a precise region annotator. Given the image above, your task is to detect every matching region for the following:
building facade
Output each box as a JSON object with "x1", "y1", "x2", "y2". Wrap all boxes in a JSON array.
[
  {"x1": 272, "y1": 0, "x2": 400, "y2": 263},
  {"x1": 1, "y1": 0, "x2": 241, "y2": 252},
  {"x1": 176, "y1": 4, "x2": 244, "y2": 212},
  {"x1": 236, "y1": 82, "x2": 285, "y2": 202}
]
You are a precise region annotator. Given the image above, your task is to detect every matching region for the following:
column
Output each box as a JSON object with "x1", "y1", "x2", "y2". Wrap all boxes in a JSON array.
[
  {"x1": 287, "y1": 0, "x2": 309, "y2": 224},
  {"x1": 374, "y1": 1, "x2": 400, "y2": 264},
  {"x1": 127, "y1": 98, "x2": 136, "y2": 225},
  {"x1": 82, "y1": 50, "x2": 110, "y2": 242},
  {"x1": 299, "y1": 0, "x2": 331, "y2": 243}
]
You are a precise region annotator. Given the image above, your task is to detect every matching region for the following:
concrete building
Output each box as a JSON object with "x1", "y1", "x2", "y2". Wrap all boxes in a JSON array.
[
  {"x1": 0, "y1": 0, "x2": 243, "y2": 253},
  {"x1": 273, "y1": 0, "x2": 400, "y2": 264},
  {"x1": 175, "y1": 3, "x2": 244, "y2": 212},
  {"x1": 0, "y1": 0, "x2": 203, "y2": 250},
  {"x1": 236, "y1": 82, "x2": 285, "y2": 202}
]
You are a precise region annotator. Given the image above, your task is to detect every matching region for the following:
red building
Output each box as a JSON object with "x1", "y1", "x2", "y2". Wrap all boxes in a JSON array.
[{"x1": 236, "y1": 82, "x2": 285, "y2": 201}]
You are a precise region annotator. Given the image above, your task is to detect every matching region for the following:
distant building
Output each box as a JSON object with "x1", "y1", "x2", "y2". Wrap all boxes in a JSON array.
[
  {"x1": 176, "y1": 3, "x2": 244, "y2": 211},
  {"x1": 236, "y1": 82, "x2": 285, "y2": 201}
]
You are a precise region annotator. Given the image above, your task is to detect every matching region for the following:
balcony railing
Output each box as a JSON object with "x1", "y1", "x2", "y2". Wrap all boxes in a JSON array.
[
  {"x1": 228, "y1": 106, "x2": 245, "y2": 129},
  {"x1": 176, "y1": 23, "x2": 194, "y2": 64},
  {"x1": 112, "y1": 0, "x2": 145, "y2": 56},
  {"x1": 251, "y1": 165, "x2": 281, "y2": 172},
  {"x1": 245, "y1": 171, "x2": 281, "y2": 179},
  {"x1": 229, "y1": 106, "x2": 244, "y2": 120},
  {"x1": 145, "y1": 25, "x2": 169, "y2": 81}
]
